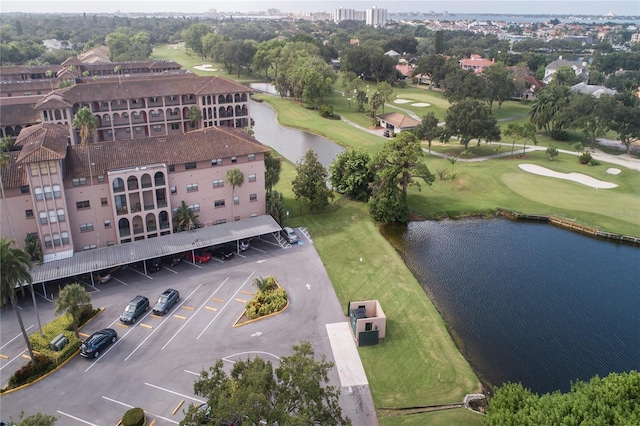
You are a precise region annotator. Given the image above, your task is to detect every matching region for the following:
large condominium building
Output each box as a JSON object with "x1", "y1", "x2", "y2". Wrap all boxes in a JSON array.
[
  {"x1": 334, "y1": 7, "x2": 356, "y2": 23},
  {"x1": 366, "y1": 7, "x2": 387, "y2": 27},
  {"x1": 1, "y1": 123, "x2": 269, "y2": 262}
]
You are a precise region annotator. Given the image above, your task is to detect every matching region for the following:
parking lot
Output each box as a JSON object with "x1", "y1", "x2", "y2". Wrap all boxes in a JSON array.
[{"x1": 0, "y1": 230, "x2": 377, "y2": 425}]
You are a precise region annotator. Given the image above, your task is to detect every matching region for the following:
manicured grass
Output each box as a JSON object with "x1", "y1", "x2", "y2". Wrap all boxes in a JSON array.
[{"x1": 379, "y1": 408, "x2": 484, "y2": 426}]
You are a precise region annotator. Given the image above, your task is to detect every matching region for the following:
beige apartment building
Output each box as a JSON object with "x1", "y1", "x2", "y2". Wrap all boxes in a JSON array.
[{"x1": 1, "y1": 123, "x2": 269, "y2": 262}]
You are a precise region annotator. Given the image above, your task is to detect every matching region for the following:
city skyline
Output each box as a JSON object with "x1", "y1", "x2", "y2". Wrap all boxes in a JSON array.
[{"x1": 2, "y1": 1, "x2": 639, "y2": 16}]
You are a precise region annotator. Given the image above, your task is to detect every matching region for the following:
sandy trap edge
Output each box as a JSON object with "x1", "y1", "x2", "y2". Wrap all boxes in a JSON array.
[{"x1": 518, "y1": 164, "x2": 618, "y2": 189}]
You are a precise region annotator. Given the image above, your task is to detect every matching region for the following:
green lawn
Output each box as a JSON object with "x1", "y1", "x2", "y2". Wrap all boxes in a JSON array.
[{"x1": 379, "y1": 408, "x2": 485, "y2": 426}]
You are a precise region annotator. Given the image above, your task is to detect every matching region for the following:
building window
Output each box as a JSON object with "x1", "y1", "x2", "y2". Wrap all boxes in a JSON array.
[
  {"x1": 61, "y1": 232, "x2": 69, "y2": 244},
  {"x1": 170, "y1": 123, "x2": 180, "y2": 130},
  {"x1": 48, "y1": 210, "x2": 57, "y2": 223},
  {"x1": 104, "y1": 220, "x2": 112, "y2": 228},
  {"x1": 72, "y1": 177, "x2": 87, "y2": 186},
  {"x1": 107, "y1": 241, "x2": 115, "y2": 246},
  {"x1": 25, "y1": 209, "x2": 34, "y2": 219},
  {"x1": 97, "y1": 175, "x2": 105, "y2": 183},
  {"x1": 80, "y1": 222, "x2": 94, "y2": 232},
  {"x1": 213, "y1": 179, "x2": 224, "y2": 188},
  {"x1": 52, "y1": 233, "x2": 61, "y2": 247},
  {"x1": 101, "y1": 197, "x2": 108, "y2": 207},
  {"x1": 135, "y1": 127, "x2": 142, "y2": 134},
  {"x1": 107, "y1": 130, "x2": 113, "y2": 137},
  {"x1": 211, "y1": 158, "x2": 222, "y2": 166},
  {"x1": 83, "y1": 244, "x2": 97, "y2": 251},
  {"x1": 125, "y1": 128, "x2": 131, "y2": 134},
  {"x1": 152, "y1": 125, "x2": 162, "y2": 132},
  {"x1": 189, "y1": 204, "x2": 200, "y2": 212},
  {"x1": 76, "y1": 200, "x2": 90, "y2": 210},
  {"x1": 44, "y1": 235, "x2": 52, "y2": 248},
  {"x1": 250, "y1": 213, "x2": 258, "y2": 218},
  {"x1": 233, "y1": 196, "x2": 239, "y2": 205},
  {"x1": 249, "y1": 193, "x2": 258, "y2": 202},
  {"x1": 248, "y1": 153, "x2": 256, "y2": 161},
  {"x1": 248, "y1": 174, "x2": 257, "y2": 183},
  {"x1": 43, "y1": 186, "x2": 53, "y2": 199},
  {"x1": 53, "y1": 184, "x2": 61, "y2": 198},
  {"x1": 34, "y1": 187, "x2": 43, "y2": 201},
  {"x1": 170, "y1": 186, "x2": 177, "y2": 194},
  {"x1": 104, "y1": 115, "x2": 111, "y2": 122},
  {"x1": 186, "y1": 183, "x2": 198, "y2": 192},
  {"x1": 168, "y1": 165, "x2": 175, "y2": 172},
  {"x1": 29, "y1": 163, "x2": 39, "y2": 176},
  {"x1": 185, "y1": 162, "x2": 197, "y2": 170},
  {"x1": 20, "y1": 185, "x2": 29, "y2": 194},
  {"x1": 214, "y1": 199, "x2": 225, "y2": 208},
  {"x1": 215, "y1": 219, "x2": 227, "y2": 225},
  {"x1": 150, "y1": 110, "x2": 160, "y2": 118},
  {"x1": 39, "y1": 211, "x2": 47, "y2": 225},
  {"x1": 231, "y1": 156, "x2": 237, "y2": 164},
  {"x1": 57, "y1": 209, "x2": 65, "y2": 222}
]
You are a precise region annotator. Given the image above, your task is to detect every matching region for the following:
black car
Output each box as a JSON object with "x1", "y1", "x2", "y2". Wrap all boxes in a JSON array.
[
  {"x1": 164, "y1": 254, "x2": 183, "y2": 267},
  {"x1": 146, "y1": 259, "x2": 162, "y2": 273},
  {"x1": 207, "y1": 245, "x2": 234, "y2": 260},
  {"x1": 80, "y1": 328, "x2": 117, "y2": 358},
  {"x1": 120, "y1": 295, "x2": 150, "y2": 323},
  {"x1": 153, "y1": 288, "x2": 180, "y2": 315}
]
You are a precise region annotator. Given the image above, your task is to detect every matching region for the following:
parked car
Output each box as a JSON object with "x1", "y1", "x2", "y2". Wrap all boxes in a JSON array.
[
  {"x1": 145, "y1": 259, "x2": 162, "y2": 273},
  {"x1": 120, "y1": 295, "x2": 150, "y2": 323},
  {"x1": 207, "y1": 245, "x2": 234, "y2": 260},
  {"x1": 186, "y1": 250, "x2": 211, "y2": 264},
  {"x1": 239, "y1": 239, "x2": 250, "y2": 251},
  {"x1": 164, "y1": 254, "x2": 183, "y2": 267},
  {"x1": 153, "y1": 288, "x2": 180, "y2": 315},
  {"x1": 80, "y1": 328, "x2": 117, "y2": 358},
  {"x1": 196, "y1": 403, "x2": 241, "y2": 426},
  {"x1": 383, "y1": 129, "x2": 390, "y2": 137},
  {"x1": 94, "y1": 270, "x2": 112, "y2": 284},
  {"x1": 282, "y1": 227, "x2": 299, "y2": 244}
]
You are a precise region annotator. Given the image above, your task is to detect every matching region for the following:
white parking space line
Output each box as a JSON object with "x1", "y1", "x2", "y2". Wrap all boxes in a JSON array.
[
  {"x1": 125, "y1": 285, "x2": 204, "y2": 360},
  {"x1": 102, "y1": 396, "x2": 180, "y2": 425},
  {"x1": 111, "y1": 276, "x2": 128, "y2": 285},
  {"x1": 197, "y1": 272, "x2": 255, "y2": 340},
  {"x1": 0, "y1": 349, "x2": 27, "y2": 371},
  {"x1": 250, "y1": 246, "x2": 267, "y2": 253},
  {"x1": 56, "y1": 410, "x2": 99, "y2": 426},
  {"x1": 163, "y1": 266, "x2": 179, "y2": 274},
  {"x1": 222, "y1": 351, "x2": 281, "y2": 364},
  {"x1": 161, "y1": 278, "x2": 230, "y2": 350},
  {"x1": 129, "y1": 268, "x2": 154, "y2": 279},
  {"x1": 184, "y1": 369, "x2": 200, "y2": 376},
  {"x1": 0, "y1": 326, "x2": 34, "y2": 350},
  {"x1": 185, "y1": 261, "x2": 202, "y2": 269},
  {"x1": 145, "y1": 382, "x2": 205, "y2": 403}
]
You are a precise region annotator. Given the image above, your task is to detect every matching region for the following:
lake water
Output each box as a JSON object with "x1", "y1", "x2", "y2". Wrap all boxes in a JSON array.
[
  {"x1": 250, "y1": 87, "x2": 345, "y2": 167},
  {"x1": 382, "y1": 219, "x2": 640, "y2": 394},
  {"x1": 247, "y1": 87, "x2": 640, "y2": 395}
]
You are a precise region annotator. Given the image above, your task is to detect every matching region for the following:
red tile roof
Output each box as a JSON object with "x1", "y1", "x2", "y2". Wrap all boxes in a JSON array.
[
  {"x1": 0, "y1": 151, "x2": 28, "y2": 188},
  {"x1": 377, "y1": 112, "x2": 420, "y2": 128},
  {"x1": 15, "y1": 124, "x2": 69, "y2": 163}
]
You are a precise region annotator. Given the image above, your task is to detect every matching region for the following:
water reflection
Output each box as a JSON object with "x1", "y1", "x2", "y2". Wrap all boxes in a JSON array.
[
  {"x1": 383, "y1": 219, "x2": 640, "y2": 394},
  {"x1": 249, "y1": 87, "x2": 345, "y2": 167}
]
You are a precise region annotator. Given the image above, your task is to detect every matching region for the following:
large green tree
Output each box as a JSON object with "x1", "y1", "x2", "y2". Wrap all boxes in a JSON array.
[
  {"x1": 485, "y1": 371, "x2": 640, "y2": 425},
  {"x1": 610, "y1": 93, "x2": 640, "y2": 155},
  {"x1": 264, "y1": 151, "x2": 282, "y2": 194},
  {"x1": 292, "y1": 149, "x2": 334, "y2": 211},
  {"x1": 329, "y1": 147, "x2": 373, "y2": 202},
  {"x1": 226, "y1": 168, "x2": 244, "y2": 218},
  {"x1": 105, "y1": 30, "x2": 152, "y2": 61},
  {"x1": 55, "y1": 283, "x2": 91, "y2": 338},
  {"x1": 413, "y1": 112, "x2": 440, "y2": 154},
  {"x1": 72, "y1": 106, "x2": 97, "y2": 145},
  {"x1": 504, "y1": 123, "x2": 538, "y2": 157},
  {"x1": 445, "y1": 99, "x2": 500, "y2": 150},
  {"x1": 173, "y1": 201, "x2": 201, "y2": 232},
  {"x1": 181, "y1": 341, "x2": 350, "y2": 426},
  {"x1": 568, "y1": 94, "x2": 615, "y2": 150},
  {"x1": 482, "y1": 62, "x2": 516, "y2": 110},
  {"x1": 0, "y1": 238, "x2": 37, "y2": 362},
  {"x1": 181, "y1": 23, "x2": 212, "y2": 59}
]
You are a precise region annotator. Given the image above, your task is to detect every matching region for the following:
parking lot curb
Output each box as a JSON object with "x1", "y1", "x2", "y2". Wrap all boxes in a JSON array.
[
  {"x1": 232, "y1": 298, "x2": 290, "y2": 328},
  {"x1": 0, "y1": 308, "x2": 105, "y2": 396}
]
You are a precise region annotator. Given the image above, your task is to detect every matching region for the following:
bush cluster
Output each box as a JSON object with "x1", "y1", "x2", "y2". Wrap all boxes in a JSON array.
[
  {"x1": 579, "y1": 151, "x2": 593, "y2": 164},
  {"x1": 121, "y1": 407, "x2": 145, "y2": 426},
  {"x1": 245, "y1": 276, "x2": 287, "y2": 320},
  {"x1": 7, "y1": 353, "x2": 55, "y2": 388},
  {"x1": 319, "y1": 104, "x2": 340, "y2": 120}
]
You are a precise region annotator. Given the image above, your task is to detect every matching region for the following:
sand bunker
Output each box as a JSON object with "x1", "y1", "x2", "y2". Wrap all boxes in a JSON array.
[
  {"x1": 411, "y1": 102, "x2": 430, "y2": 107},
  {"x1": 519, "y1": 164, "x2": 618, "y2": 189},
  {"x1": 194, "y1": 64, "x2": 218, "y2": 71},
  {"x1": 606, "y1": 168, "x2": 621, "y2": 175},
  {"x1": 394, "y1": 99, "x2": 411, "y2": 104}
]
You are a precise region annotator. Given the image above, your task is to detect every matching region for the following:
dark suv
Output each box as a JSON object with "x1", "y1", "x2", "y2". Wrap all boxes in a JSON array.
[
  {"x1": 120, "y1": 295, "x2": 149, "y2": 323},
  {"x1": 153, "y1": 288, "x2": 180, "y2": 315}
]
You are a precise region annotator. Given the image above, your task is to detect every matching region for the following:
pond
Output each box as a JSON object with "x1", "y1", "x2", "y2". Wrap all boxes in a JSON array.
[{"x1": 382, "y1": 219, "x2": 640, "y2": 394}]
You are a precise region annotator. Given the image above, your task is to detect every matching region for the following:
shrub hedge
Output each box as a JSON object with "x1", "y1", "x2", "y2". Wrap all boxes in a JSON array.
[
  {"x1": 245, "y1": 276, "x2": 288, "y2": 320},
  {"x1": 122, "y1": 407, "x2": 145, "y2": 426}
]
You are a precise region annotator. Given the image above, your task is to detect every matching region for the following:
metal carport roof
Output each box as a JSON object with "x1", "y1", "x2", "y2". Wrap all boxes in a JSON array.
[{"x1": 30, "y1": 215, "x2": 282, "y2": 284}]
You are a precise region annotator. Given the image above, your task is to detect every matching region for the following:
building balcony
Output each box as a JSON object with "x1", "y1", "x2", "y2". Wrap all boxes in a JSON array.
[
  {"x1": 157, "y1": 201, "x2": 168, "y2": 208},
  {"x1": 144, "y1": 203, "x2": 155, "y2": 211}
]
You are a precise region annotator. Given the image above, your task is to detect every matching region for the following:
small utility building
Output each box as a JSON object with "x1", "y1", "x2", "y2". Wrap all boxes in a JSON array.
[{"x1": 348, "y1": 300, "x2": 386, "y2": 347}]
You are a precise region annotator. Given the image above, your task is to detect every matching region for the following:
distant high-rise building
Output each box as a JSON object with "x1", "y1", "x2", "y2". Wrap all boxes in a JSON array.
[
  {"x1": 334, "y1": 7, "x2": 355, "y2": 23},
  {"x1": 267, "y1": 8, "x2": 281, "y2": 15},
  {"x1": 366, "y1": 7, "x2": 387, "y2": 27}
]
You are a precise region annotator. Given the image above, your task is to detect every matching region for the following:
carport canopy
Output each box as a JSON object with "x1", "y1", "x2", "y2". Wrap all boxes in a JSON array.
[{"x1": 29, "y1": 215, "x2": 283, "y2": 284}]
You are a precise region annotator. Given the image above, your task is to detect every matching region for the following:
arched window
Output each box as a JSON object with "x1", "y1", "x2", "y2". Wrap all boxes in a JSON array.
[
  {"x1": 113, "y1": 178, "x2": 125, "y2": 193},
  {"x1": 154, "y1": 171, "x2": 165, "y2": 186},
  {"x1": 127, "y1": 176, "x2": 138, "y2": 191}
]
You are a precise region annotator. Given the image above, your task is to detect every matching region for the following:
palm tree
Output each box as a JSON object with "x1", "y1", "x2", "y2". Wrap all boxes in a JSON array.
[
  {"x1": 368, "y1": 91, "x2": 385, "y2": 127},
  {"x1": 55, "y1": 283, "x2": 91, "y2": 338},
  {"x1": 72, "y1": 106, "x2": 97, "y2": 145},
  {"x1": 173, "y1": 201, "x2": 200, "y2": 232},
  {"x1": 0, "y1": 238, "x2": 37, "y2": 362},
  {"x1": 226, "y1": 168, "x2": 244, "y2": 219},
  {"x1": 24, "y1": 233, "x2": 43, "y2": 264},
  {"x1": 188, "y1": 106, "x2": 202, "y2": 130}
]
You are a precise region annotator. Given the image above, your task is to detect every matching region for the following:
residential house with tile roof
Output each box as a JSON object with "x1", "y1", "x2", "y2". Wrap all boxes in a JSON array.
[
  {"x1": 1, "y1": 123, "x2": 268, "y2": 261},
  {"x1": 458, "y1": 54, "x2": 494, "y2": 74}
]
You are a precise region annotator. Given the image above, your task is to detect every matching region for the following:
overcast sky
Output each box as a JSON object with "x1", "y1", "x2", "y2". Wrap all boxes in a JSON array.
[{"x1": 2, "y1": 1, "x2": 639, "y2": 16}]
